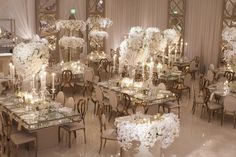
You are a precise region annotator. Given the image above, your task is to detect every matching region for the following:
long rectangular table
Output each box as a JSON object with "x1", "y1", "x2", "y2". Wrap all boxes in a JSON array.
[
  {"x1": 0, "y1": 96, "x2": 81, "y2": 132},
  {"x1": 97, "y1": 79, "x2": 176, "y2": 105}
]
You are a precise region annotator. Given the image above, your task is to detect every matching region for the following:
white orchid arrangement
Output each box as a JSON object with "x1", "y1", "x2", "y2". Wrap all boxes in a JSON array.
[
  {"x1": 222, "y1": 26, "x2": 236, "y2": 66},
  {"x1": 56, "y1": 20, "x2": 86, "y2": 32},
  {"x1": 116, "y1": 113, "x2": 180, "y2": 151},
  {"x1": 13, "y1": 35, "x2": 50, "y2": 79},
  {"x1": 119, "y1": 26, "x2": 180, "y2": 71},
  {"x1": 59, "y1": 36, "x2": 84, "y2": 49}
]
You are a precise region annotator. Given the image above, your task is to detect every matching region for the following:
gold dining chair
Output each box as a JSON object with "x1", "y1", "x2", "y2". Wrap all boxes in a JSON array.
[
  {"x1": 1, "y1": 111, "x2": 37, "y2": 157},
  {"x1": 200, "y1": 88, "x2": 224, "y2": 122},
  {"x1": 222, "y1": 95, "x2": 236, "y2": 128},
  {"x1": 98, "y1": 107, "x2": 119, "y2": 154},
  {"x1": 98, "y1": 59, "x2": 112, "y2": 81},
  {"x1": 60, "y1": 70, "x2": 75, "y2": 92},
  {"x1": 58, "y1": 98, "x2": 87, "y2": 148}
]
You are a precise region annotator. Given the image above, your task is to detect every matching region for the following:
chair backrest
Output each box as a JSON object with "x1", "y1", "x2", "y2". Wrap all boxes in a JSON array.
[
  {"x1": 206, "y1": 70, "x2": 214, "y2": 82},
  {"x1": 156, "y1": 83, "x2": 166, "y2": 90},
  {"x1": 77, "y1": 98, "x2": 87, "y2": 120},
  {"x1": 99, "y1": 59, "x2": 110, "y2": 73},
  {"x1": 84, "y1": 68, "x2": 94, "y2": 82},
  {"x1": 184, "y1": 74, "x2": 192, "y2": 86},
  {"x1": 61, "y1": 70, "x2": 73, "y2": 83},
  {"x1": 94, "y1": 85, "x2": 104, "y2": 103},
  {"x1": 189, "y1": 61, "x2": 196, "y2": 70},
  {"x1": 1, "y1": 111, "x2": 12, "y2": 138},
  {"x1": 224, "y1": 95, "x2": 236, "y2": 112},
  {"x1": 209, "y1": 64, "x2": 215, "y2": 71},
  {"x1": 65, "y1": 97, "x2": 75, "y2": 110},
  {"x1": 224, "y1": 71, "x2": 235, "y2": 82},
  {"x1": 55, "y1": 91, "x2": 65, "y2": 104},
  {"x1": 108, "y1": 91, "x2": 118, "y2": 109}
]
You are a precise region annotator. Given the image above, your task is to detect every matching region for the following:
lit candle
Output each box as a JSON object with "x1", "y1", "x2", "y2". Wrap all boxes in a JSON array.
[
  {"x1": 52, "y1": 73, "x2": 55, "y2": 92},
  {"x1": 168, "y1": 46, "x2": 171, "y2": 66},
  {"x1": 142, "y1": 63, "x2": 145, "y2": 80},
  {"x1": 12, "y1": 65, "x2": 15, "y2": 87},
  {"x1": 9, "y1": 63, "x2": 12, "y2": 77},
  {"x1": 113, "y1": 54, "x2": 116, "y2": 72},
  {"x1": 180, "y1": 39, "x2": 183, "y2": 56},
  {"x1": 184, "y1": 42, "x2": 188, "y2": 56},
  {"x1": 175, "y1": 48, "x2": 177, "y2": 62},
  {"x1": 32, "y1": 74, "x2": 35, "y2": 90},
  {"x1": 40, "y1": 75, "x2": 43, "y2": 90}
]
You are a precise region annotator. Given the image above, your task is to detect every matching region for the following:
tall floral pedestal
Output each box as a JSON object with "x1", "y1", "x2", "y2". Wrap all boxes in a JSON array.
[{"x1": 122, "y1": 140, "x2": 161, "y2": 157}]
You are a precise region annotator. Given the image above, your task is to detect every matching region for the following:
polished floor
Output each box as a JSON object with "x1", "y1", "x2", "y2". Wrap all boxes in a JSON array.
[{"x1": 3, "y1": 78, "x2": 236, "y2": 157}]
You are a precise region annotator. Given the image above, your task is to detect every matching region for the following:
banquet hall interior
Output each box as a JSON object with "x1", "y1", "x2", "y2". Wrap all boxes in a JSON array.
[{"x1": 0, "y1": 0, "x2": 236, "y2": 157}]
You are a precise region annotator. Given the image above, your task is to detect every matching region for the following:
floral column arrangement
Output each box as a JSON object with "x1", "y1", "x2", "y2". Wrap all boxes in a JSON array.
[
  {"x1": 86, "y1": 15, "x2": 112, "y2": 54},
  {"x1": 56, "y1": 20, "x2": 86, "y2": 61}
]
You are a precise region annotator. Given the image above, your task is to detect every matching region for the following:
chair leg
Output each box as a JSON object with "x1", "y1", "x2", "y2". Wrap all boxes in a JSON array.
[
  {"x1": 200, "y1": 106, "x2": 204, "y2": 118},
  {"x1": 58, "y1": 127, "x2": 61, "y2": 143},
  {"x1": 68, "y1": 132, "x2": 71, "y2": 148},
  {"x1": 208, "y1": 111, "x2": 212, "y2": 123},
  {"x1": 234, "y1": 113, "x2": 236, "y2": 129},
  {"x1": 34, "y1": 140, "x2": 38, "y2": 157},
  {"x1": 73, "y1": 131, "x2": 77, "y2": 139},
  {"x1": 103, "y1": 139, "x2": 107, "y2": 148},
  {"x1": 178, "y1": 107, "x2": 180, "y2": 118},
  {"x1": 120, "y1": 147, "x2": 123, "y2": 157},
  {"x1": 83, "y1": 129, "x2": 86, "y2": 144},
  {"x1": 99, "y1": 138, "x2": 103, "y2": 154},
  {"x1": 221, "y1": 111, "x2": 224, "y2": 126}
]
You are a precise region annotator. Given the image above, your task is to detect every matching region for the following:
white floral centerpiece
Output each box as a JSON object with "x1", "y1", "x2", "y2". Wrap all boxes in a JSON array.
[
  {"x1": 115, "y1": 113, "x2": 180, "y2": 155},
  {"x1": 87, "y1": 16, "x2": 112, "y2": 52},
  {"x1": 56, "y1": 20, "x2": 86, "y2": 32},
  {"x1": 119, "y1": 27, "x2": 181, "y2": 72},
  {"x1": 119, "y1": 26, "x2": 147, "y2": 72},
  {"x1": 59, "y1": 36, "x2": 84, "y2": 49},
  {"x1": 13, "y1": 35, "x2": 50, "y2": 80},
  {"x1": 86, "y1": 16, "x2": 113, "y2": 30},
  {"x1": 89, "y1": 30, "x2": 108, "y2": 49},
  {"x1": 222, "y1": 26, "x2": 236, "y2": 67}
]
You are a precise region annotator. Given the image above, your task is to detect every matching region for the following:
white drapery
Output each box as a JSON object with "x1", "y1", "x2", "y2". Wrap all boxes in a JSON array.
[
  {"x1": 185, "y1": 0, "x2": 223, "y2": 70},
  {"x1": 106, "y1": 0, "x2": 168, "y2": 51},
  {"x1": 0, "y1": 0, "x2": 36, "y2": 39}
]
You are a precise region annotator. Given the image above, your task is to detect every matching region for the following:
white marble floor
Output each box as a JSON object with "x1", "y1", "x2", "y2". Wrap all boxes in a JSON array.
[{"x1": 3, "y1": 79, "x2": 236, "y2": 157}]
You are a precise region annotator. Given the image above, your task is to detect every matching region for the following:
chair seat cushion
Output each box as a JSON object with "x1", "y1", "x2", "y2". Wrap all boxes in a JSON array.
[
  {"x1": 163, "y1": 102, "x2": 179, "y2": 109},
  {"x1": 102, "y1": 129, "x2": 117, "y2": 140},
  {"x1": 61, "y1": 122, "x2": 85, "y2": 131},
  {"x1": 207, "y1": 102, "x2": 223, "y2": 110},
  {"x1": 10, "y1": 132, "x2": 36, "y2": 145}
]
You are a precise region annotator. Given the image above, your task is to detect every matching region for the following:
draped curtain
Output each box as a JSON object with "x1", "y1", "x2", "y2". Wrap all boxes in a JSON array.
[
  {"x1": 0, "y1": 0, "x2": 36, "y2": 39},
  {"x1": 106, "y1": 0, "x2": 168, "y2": 51},
  {"x1": 185, "y1": 0, "x2": 223, "y2": 71}
]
